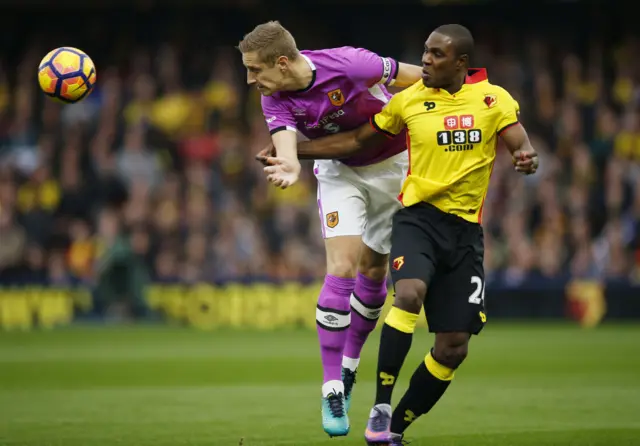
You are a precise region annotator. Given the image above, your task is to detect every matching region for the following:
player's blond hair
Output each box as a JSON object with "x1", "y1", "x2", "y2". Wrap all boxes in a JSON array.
[{"x1": 238, "y1": 21, "x2": 299, "y2": 65}]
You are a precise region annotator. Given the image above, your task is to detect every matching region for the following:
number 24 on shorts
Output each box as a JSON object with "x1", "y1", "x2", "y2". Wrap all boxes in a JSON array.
[
  {"x1": 468, "y1": 276, "x2": 485, "y2": 304},
  {"x1": 469, "y1": 276, "x2": 487, "y2": 323}
]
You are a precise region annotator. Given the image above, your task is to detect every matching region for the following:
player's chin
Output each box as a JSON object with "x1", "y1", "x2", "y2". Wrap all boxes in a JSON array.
[{"x1": 422, "y1": 76, "x2": 435, "y2": 88}]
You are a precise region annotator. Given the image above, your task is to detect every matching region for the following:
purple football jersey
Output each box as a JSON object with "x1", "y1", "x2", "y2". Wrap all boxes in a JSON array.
[{"x1": 261, "y1": 47, "x2": 407, "y2": 167}]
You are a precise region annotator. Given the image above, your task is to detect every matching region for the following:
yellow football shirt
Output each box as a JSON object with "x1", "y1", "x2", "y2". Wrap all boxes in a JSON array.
[{"x1": 371, "y1": 69, "x2": 519, "y2": 223}]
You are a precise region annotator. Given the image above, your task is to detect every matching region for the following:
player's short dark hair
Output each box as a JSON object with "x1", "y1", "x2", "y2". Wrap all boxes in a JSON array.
[
  {"x1": 238, "y1": 21, "x2": 299, "y2": 66},
  {"x1": 434, "y1": 24, "x2": 474, "y2": 61}
]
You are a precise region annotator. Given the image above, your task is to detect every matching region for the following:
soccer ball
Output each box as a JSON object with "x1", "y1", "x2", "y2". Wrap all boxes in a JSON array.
[{"x1": 38, "y1": 47, "x2": 97, "y2": 104}]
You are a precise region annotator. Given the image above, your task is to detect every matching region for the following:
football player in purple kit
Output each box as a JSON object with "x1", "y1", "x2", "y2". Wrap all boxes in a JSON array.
[{"x1": 238, "y1": 21, "x2": 422, "y2": 437}]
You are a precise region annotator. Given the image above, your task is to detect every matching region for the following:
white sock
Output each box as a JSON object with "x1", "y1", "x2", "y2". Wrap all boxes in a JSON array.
[
  {"x1": 370, "y1": 403, "x2": 392, "y2": 417},
  {"x1": 342, "y1": 356, "x2": 360, "y2": 372},
  {"x1": 322, "y1": 380, "x2": 344, "y2": 397}
]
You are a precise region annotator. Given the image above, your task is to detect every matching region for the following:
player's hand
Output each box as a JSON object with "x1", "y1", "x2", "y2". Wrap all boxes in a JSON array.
[
  {"x1": 513, "y1": 149, "x2": 539, "y2": 175},
  {"x1": 262, "y1": 156, "x2": 302, "y2": 189},
  {"x1": 255, "y1": 143, "x2": 276, "y2": 166}
]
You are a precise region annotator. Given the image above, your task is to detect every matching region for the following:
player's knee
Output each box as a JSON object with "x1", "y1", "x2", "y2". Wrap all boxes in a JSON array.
[
  {"x1": 357, "y1": 257, "x2": 387, "y2": 282},
  {"x1": 358, "y1": 265, "x2": 388, "y2": 282},
  {"x1": 393, "y1": 279, "x2": 427, "y2": 314},
  {"x1": 326, "y1": 259, "x2": 357, "y2": 278},
  {"x1": 325, "y1": 237, "x2": 360, "y2": 278},
  {"x1": 433, "y1": 333, "x2": 470, "y2": 369},
  {"x1": 357, "y1": 247, "x2": 388, "y2": 282},
  {"x1": 436, "y1": 344, "x2": 468, "y2": 369}
]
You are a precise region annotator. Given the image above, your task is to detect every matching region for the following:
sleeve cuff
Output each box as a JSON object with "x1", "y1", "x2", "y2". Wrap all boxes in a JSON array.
[
  {"x1": 378, "y1": 57, "x2": 397, "y2": 86},
  {"x1": 269, "y1": 126, "x2": 297, "y2": 135},
  {"x1": 388, "y1": 59, "x2": 400, "y2": 86},
  {"x1": 369, "y1": 116, "x2": 396, "y2": 139},
  {"x1": 497, "y1": 121, "x2": 519, "y2": 135}
]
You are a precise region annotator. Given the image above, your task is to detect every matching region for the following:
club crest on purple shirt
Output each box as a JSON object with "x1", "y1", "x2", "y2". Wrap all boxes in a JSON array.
[
  {"x1": 261, "y1": 47, "x2": 407, "y2": 167},
  {"x1": 327, "y1": 88, "x2": 345, "y2": 107}
]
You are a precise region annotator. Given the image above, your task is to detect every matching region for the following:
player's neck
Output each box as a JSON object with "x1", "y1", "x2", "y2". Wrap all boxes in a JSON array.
[
  {"x1": 442, "y1": 74, "x2": 467, "y2": 95},
  {"x1": 283, "y1": 57, "x2": 314, "y2": 91}
]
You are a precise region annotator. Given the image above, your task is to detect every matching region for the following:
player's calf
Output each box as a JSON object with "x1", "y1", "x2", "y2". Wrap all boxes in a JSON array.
[
  {"x1": 342, "y1": 249, "x2": 389, "y2": 411},
  {"x1": 316, "y1": 273, "x2": 354, "y2": 437},
  {"x1": 342, "y1": 272, "x2": 387, "y2": 411},
  {"x1": 316, "y1": 274, "x2": 354, "y2": 394},
  {"x1": 344, "y1": 273, "x2": 388, "y2": 365},
  {"x1": 365, "y1": 299, "x2": 421, "y2": 444},
  {"x1": 373, "y1": 279, "x2": 426, "y2": 406},
  {"x1": 317, "y1": 237, "x2": 360, "y2": 435},
  {"x1": 388, "y1": 332, "x2": 470, "y2": 438}
]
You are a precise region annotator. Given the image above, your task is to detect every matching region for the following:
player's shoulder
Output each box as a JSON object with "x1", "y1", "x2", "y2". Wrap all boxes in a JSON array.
[
  {"x1": 389, "y1": 81, "x2": 425, "y2": 109},
  {"x1": 465, "y1": 69, "x2": 509, "y2": 93},
  {"x1": 468, "y1": 73, "x2": 515, "y2": 100},
  {"x1": 482, "y1": 82, "x2": 515, "y2": 99},
  {"x1": 302, "y1": 46, "x2": 376, "y2": 66},
  {"x1": 260, "y1": 92, "x2": 279, "y2": 104},
  {"x1": 467, "y1": 80, "x2": 517, "y2": 113},
  {"x1": 303, "y1": 46, "x2": 371, "y2": 57},
  {"x1": 485, "y1": 82, "x2": 519, "y2": 114},
  {"x1": 260, "y1": 90, "x2": 288, "y2": 109}
]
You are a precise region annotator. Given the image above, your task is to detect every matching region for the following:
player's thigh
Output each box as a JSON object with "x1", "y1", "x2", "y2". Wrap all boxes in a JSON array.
[
  {"x1": 315, "y1": 160, "x2": 366, "y2": 277},
  {"x1": 425, "y1": 226, "x2": 486, "y2": 335},
  {"x1": 315, "y1": 160, "x2": 366, "y2": 240},
  {"x1": 388, "y1": 206, "x2": 438, "y2": 296},
  {"x1": 361, "y1": 151, "x2": 408, "y2": 256}
]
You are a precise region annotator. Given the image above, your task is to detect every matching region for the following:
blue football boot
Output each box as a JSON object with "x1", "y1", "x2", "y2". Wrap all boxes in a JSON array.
[{"x1": 321, "y1": 390, "x2": 349, "y2": 437}]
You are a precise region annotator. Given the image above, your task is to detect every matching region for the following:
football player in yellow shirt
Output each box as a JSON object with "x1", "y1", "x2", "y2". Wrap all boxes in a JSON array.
[{"x1": 260, "y1": 24, "x2": 538, "y2": 444}]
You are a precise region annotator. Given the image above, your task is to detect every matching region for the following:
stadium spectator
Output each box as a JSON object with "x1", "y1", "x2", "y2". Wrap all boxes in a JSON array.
[{"x1": 1, "y1": 11, "x2": 639, "y2": 317}]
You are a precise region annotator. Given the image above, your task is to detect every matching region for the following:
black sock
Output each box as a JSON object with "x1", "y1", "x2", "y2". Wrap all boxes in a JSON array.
[
  {"x1": 374, "y1": 322, "x2": 413, "y2": 405},
  {"x1": 390, "y1": 354, "x2": 453, "y2": 434}
]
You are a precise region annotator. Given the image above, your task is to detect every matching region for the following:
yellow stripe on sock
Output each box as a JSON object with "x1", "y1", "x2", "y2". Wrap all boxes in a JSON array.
[
  {"x1": 425, "y1": 352, "x2": 455, "y2": 381},
  {"x1": 384, "y1": 307, "x2": 419, "y2": 334}
]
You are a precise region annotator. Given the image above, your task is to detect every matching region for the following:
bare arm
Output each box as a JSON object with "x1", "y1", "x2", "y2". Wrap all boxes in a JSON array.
[
  {"x1": 267, "y1": 130, "x2": 301, "y2": 188},
  {"x1": 393, "y1": 62, "x2": 423, "y2": 88},
  {"x1": 500, "y1": 123, "x2": 539, "y2": 174},
  {"x1": 255, "y1": 123, "x2": 388, "y2": 163},
  {"x1": 296, "y1": 121, "x2": 389, "y2": 160},
  {"x1": 271, "y1": 130, "x2": 299, "y2": 164},
  {"x1": 259, "y1": 84, "x2": 406, "y2": 165}
]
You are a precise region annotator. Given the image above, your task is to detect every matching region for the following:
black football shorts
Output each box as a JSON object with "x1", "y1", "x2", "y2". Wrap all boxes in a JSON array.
[{"x1": 389, "y1": 202, "x2": 486, "y2": 335}]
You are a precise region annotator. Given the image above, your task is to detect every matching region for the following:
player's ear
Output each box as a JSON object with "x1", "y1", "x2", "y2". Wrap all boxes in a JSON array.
[
  {"x1": 457, "y1": 54, "x2": 468, "y2": 70},
  {"x1": 276, "y1": 55, "x2": 288, "y2": 71}
]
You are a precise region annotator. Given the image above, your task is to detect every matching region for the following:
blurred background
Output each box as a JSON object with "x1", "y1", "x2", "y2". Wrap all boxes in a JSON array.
[
  {"x1": 2, "y1": 2, "x2": 640, "y2": 446},
  {"x1": 0, "y1": 0, "x2": 639, "y2": 329}
]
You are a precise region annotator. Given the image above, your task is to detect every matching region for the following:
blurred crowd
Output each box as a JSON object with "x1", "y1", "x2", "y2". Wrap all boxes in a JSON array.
[{"x1": 1, "y1": 8, "x2": 639, "y2": 306}]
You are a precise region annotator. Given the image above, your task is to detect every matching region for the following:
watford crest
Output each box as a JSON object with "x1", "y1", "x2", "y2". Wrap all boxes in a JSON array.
[{"x1": 483, "y1": 94, "x2": 497, "y2": 108}]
